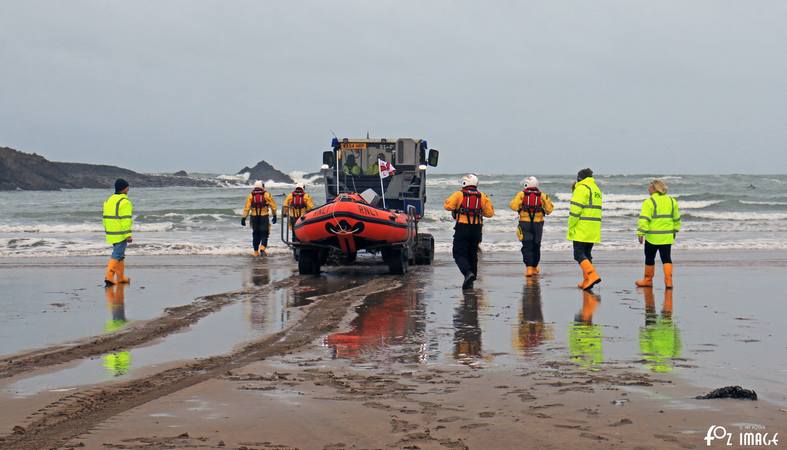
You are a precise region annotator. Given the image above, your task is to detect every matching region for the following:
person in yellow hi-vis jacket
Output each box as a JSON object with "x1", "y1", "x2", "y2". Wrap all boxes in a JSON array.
[
  {"x1": 567, "y1": 168, "x2": 603, "y2": 290},
  {"x1": 283, "y1": 183, "x2": 314, "y2": 242},
  {"x1": 241, "y1": 180, "x2": 278, "y2": 256},
  {"x1": 635, "y1": 179, "x2": 681, "y2": 288},
  {"x1": 509, "y1": 176, "x2": 554, "y2": 277},
  {"x1": 102, "y1": 178, "x2": 133, "y2": 287},
  {"x1": 444, "y1": 174, "x2": 495, "y2": 289}
]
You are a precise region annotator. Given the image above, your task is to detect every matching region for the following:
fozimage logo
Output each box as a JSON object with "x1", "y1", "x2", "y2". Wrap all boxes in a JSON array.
[{"x1": 705, "y1": 424, "x2": 779, "y2": 447}]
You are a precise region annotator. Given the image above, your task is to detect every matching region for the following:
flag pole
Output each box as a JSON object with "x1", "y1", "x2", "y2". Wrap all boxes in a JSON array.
[{"x1": 379, "y1": 162, "x2": 387, "y2": 209}]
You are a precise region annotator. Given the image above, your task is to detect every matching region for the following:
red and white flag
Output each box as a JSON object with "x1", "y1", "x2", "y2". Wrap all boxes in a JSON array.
[{"x1": 378, "y1": 159, "x2": 396, "y2": 179}]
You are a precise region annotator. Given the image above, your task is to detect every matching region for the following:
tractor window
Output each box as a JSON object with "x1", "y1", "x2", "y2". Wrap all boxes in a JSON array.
[
  {"x1": 341, "y1": 150, "x2": 362, "y2": 176},
  {"x1": 364, "y1": 149, "x2": 392, "y2": 175}
]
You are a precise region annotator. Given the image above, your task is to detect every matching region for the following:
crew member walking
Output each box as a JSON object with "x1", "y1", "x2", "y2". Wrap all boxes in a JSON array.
[
  {"x1": 241, "y1": 181, "x2": 277, "y2": 256},
  {"x1": 283, "y1": 183, "x2": 314, "y2": 241},
  {"x1": 444, "y1": 174, "x2": 495, "y2": 289},
  {"x1": 635, "y1": 179, "x2": 681, "y2": 288},
  {"x1": 509, "y1": 176, "x2": 554, "y2": 277},
  {"x1": 103, "y1": 178, "x2": 133, "y2": 286},
  {"x1": 567, "y1": 168, "x2": 603, "y2": 290}
]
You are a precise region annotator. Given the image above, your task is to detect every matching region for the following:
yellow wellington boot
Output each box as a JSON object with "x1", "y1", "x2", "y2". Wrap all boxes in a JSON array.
[
  {"x1": 525, "y1": 266, "x2": 534, "y2": 277},
  {"x1": 116, "y1": 260, "x2": 130, "y2": 284},
  {"x1": 579, "y1": 259, "x2": 601, "y2": 291},
  {"x1": 663, "y1": 263, "x2": 673, "y2": 289},
  {"x1": 104, "y1": 259, "x2": 118, "y2": 287},
  {"x1": 635, "y1": 265, "x2": 655, "y2": 287},
  {"x1": 259, "y1": 245, "x2": 268, "y2": 256}
]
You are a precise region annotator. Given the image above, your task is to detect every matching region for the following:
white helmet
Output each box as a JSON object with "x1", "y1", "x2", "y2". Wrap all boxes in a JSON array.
[
  {"x1": 295, "y1": 182, "x2": 305, "y2": 190},
  {"x1": 253, "y1": 180, "x2": 264, "y2": 189},
  {"x1": 522, "y1": 176, "x2": 539, "y2": 189},
  {"x1": 461, "y1": 173, "x2": 479, "y2": 187}
]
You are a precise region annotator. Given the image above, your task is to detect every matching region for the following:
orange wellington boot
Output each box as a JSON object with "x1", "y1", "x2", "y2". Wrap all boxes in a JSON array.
[
  {"x1": 259, "y1": 245, "x2": 268, "y2": 256},
  {"x1": 663, "y1": 263, "x2": 673, "y2": 289},
  {"x1": 116, "y1": 260, "x2": 130, "y2": 284},
  {"x1": 525, "y1": 266, "x2": 534, "y2": 277},
  {"x1": 662, "y1": 288, "x2": 673, "y2": 318},
  {"x1": 579, "y1": 259, "x2": 601, "y2": 290},
  {"x1": 532, "y1": 266, "x2": 540, "y2": 275},
  {"x1": 635, "y1": 265, "x2": 655, "y2": 287},
  {"x1": 104, "y1": 259, "x2": 118, "y2": 286}
]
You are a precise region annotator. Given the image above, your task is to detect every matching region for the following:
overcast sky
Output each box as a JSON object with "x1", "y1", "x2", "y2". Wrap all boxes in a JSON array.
[{"x1": 1, "y1": 0, "x2": 785, "y2": 174}]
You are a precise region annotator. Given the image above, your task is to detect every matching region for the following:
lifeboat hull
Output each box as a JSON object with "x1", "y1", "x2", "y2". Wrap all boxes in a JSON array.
[{"x1": 293, "y1": 194, "x2": 410, "y2": 254}]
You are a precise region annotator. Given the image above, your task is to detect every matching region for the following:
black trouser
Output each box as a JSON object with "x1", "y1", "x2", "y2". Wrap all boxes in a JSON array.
[
  {"x1": 452, "y1": 223, "x2": 482, "y2": 276},
  {"x1": 289, "y1": 216, "x2": 299, "y2": 242},
  {"x1": 250, "y1": 215, "x2": 270, "y2": 250},
  {"x1": 572, "y1": 241, "x2": 594, "y2": 263},
  {"x1": 644, "y1": 241, "x2": 672, "y2": 265},
  {"x1": 519, "y1": 220, "x2": 544, "y2": 267}
]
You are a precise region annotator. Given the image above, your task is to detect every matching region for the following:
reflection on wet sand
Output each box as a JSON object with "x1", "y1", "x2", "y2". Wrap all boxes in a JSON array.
[
  {"x1": 639, "y1": 288, "x2": 682, "y2": 373},
  {"x1": 103, "y1": 284, "x2": 131, "y2": 376},
  {"x1": 325, "y1": 287, "x2": 419, "y2": 359},
  {"x1": 568, "y1": 291, "x2": 603, "y2": 370},
  {"x1": 514, "y1": 278, "x2": 554, "y2": 356},
  {"x1": 454, "y1": 290, "x2": 484, "y2": 359}
]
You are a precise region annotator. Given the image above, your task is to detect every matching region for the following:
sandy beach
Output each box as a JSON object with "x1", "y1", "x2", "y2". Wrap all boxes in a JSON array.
[{"x1": 0, "y1": 250, "x2": 784, "y2": 449}]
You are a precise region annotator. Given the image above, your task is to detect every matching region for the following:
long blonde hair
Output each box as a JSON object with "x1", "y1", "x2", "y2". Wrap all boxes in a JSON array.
[{"x1": 650, "y1": 179, "x2": 668, "y2": 194}]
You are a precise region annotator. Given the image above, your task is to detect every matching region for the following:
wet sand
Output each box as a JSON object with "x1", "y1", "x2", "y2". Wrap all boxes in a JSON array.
[{"x1": 0, "y1": 250, "x2": 785, "y2": 449}]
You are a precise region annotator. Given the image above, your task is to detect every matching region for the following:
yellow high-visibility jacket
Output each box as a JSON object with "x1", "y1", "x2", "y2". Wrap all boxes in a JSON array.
[
  {"x1": 509, "y1": 191, "x2": 554, "y2": 222},
  {"x1": 444, "y1": 190, "x2": 495, "y2": 225},
  {"x1": 283, "y1": 192, "x2": 314, "y2": 218},
  {"x1": 103, "y1": 193, "x2": 133, "y2": 244},
  {"x1": 242, "y1": 190, "x2": 277, "y2": 217},
  {"x1": 566, "y1": 177, "x2": 603, "y2": 243},
  {"x1": 637, "y1": 193, "x2": 681, "y2": 245}
]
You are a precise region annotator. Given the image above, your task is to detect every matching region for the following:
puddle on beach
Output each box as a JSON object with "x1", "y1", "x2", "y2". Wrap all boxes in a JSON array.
[
  {"x1": 322, "y1": 257, "x2": 787, "y2": 406},
  {"x1": 2, "y1": 258, "x2": 330, "y2": 398},
  {"x1": 0, "y1": 256, "x2": 259, "y2": 355}
]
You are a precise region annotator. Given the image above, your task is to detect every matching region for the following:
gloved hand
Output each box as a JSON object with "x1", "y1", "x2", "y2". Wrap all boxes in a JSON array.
[
  {"x1": 241, "y1": 217, "x2": 246, "y2": 227},
  {"x1": 271, "y1": 215, "x2": 277, "y2": 225}
]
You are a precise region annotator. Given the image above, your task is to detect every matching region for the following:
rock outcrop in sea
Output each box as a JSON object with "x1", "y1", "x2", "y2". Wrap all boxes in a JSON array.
[{"x1": 236, "y1": 160, "x2": 294, "y2": 184}]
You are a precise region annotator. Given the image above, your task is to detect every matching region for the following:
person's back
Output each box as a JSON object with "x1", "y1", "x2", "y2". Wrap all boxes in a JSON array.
[
  {"x1": 509, "y1": 176, "x2": 554, "y2": 277},
  {"x1": 443, "y1": 174, "x2": 494, "y2": 289},
  {"x1": 567, "y1": 169, "x2": 603, "y2": 290}
]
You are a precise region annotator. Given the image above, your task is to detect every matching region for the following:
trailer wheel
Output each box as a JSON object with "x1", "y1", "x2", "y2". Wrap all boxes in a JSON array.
[
  {"x1": 414, "y1": 234, "x2": 435, "y2": 265},
  {"x1": 387, "y1": 247, "x2": 408, "y2": 274},
  {"x1": 298, "y1": 249, "x2": 321, "y2": 275}
]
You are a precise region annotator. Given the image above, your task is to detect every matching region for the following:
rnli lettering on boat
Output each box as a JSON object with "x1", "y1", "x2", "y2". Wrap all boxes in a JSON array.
[{"x1": 358, "y1": 205, "x2": 378, "y2": 217}]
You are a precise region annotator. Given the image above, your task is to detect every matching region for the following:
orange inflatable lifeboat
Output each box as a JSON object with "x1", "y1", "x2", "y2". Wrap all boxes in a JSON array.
[{"x1": 292, "y1": 193, "x2": 412, "y2": 254}]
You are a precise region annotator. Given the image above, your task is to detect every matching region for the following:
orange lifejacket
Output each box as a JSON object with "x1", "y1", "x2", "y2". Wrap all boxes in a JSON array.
[{"x1": 456, "y1": 187, "x2": 483, "y2": 225}]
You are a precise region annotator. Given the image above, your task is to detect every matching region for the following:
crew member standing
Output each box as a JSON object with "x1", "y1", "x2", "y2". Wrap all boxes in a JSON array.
[
  {"x1": 509, "y1": 176, "x2": 554, "y2": 277},
  {"x1": 103, "y1": 178, "x2": 133, "y2": 286},
  {"x1": 283, "y1": 183, "x2": 314, "y2": 241},
  {"x1": 567, "y1": 168, "x2": 603, "y2": 290},
  {"x1": 635, "y1": 179, "x2": 681, "y2": 288},
  {"x1": 241, "y1": 181, "x2": 277, "y2": 256},
  {"x1": 444, "y1": 174, "x2": 495, "y2": 289}
]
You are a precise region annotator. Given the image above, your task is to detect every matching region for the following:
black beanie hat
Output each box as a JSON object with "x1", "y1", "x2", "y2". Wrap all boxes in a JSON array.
[
  {"x1": 114, "y1": 178, "x2": 129, "y2": 193},
  {"x1": 577, "y1": 168, "x2": 593, "y2": 181}
]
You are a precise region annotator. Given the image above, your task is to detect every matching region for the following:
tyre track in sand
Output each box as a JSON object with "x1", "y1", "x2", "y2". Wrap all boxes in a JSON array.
[
  {"x1": 0, "y1": 273, "x2": 301, "y2": 380},
  {"x1": 0, "y1": 276, "x2": 403, "y2": 450}
]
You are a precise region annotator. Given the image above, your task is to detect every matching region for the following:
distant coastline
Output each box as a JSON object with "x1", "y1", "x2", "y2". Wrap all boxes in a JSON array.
[{"x1": 0, "y1": 146, "x2": 293, "y2": 191}]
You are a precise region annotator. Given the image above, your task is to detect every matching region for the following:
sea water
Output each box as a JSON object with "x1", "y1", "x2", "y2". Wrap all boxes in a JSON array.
[{"x1": 1, "y1": 173, "x2": 785, "y2": 257}]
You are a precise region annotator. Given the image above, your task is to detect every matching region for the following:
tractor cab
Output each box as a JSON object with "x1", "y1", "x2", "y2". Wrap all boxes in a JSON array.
[{"x1": 321, "y1": 138, "x2": 439, "y2": 216}]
